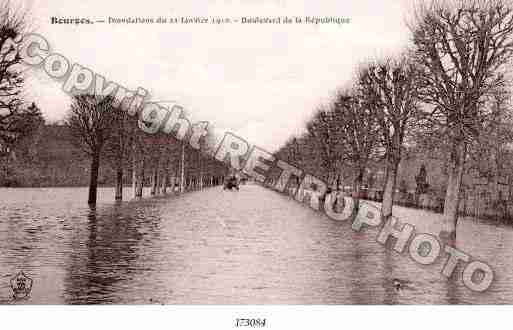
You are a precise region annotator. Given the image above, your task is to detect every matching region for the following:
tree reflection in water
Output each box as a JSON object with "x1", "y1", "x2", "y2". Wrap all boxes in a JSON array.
[{"x1": 63, "y1": 203, "x2": 161, "y2": 304}]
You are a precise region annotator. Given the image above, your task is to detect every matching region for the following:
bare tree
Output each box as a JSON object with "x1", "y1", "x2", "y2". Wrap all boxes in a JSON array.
[
  {"x1": 103, "y1": 107, "x2": 136, "y2": 200},
  {"x1": 411, "y1": 0, "x2": 513, "y2": 239},
  {"x1": 305, "y1": 107, "x2": 340, "y2": 182},
  {"x1": 65, "y1": 94, "x2": 117, "y2": 204},
  {"x1": 277, "y1": 89, "x2": 379, "y2": 206},
  {"x1": 0, "y1": 1, "x2": 28, "y2": 157},
  {"x1": 330, "y1": 89, "x2": 380, "y2": 202},
  {"x1": 357, "y1": 57, "x2": 420, "y2": 220},
  {"x1": 468, "y1": 87, "x2": 513, "y2": 216}
]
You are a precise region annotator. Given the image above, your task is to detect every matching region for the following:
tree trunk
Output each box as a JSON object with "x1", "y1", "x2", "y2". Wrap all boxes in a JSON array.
[
  {"x1": 88, "y1": 152, "x2": 101, "y2": 205},
  {"x1": 162, "y1": 167, "x2": 168, "y2": 194},
  {"x1": 353, "y1": 168, "x2": 364, "y2": 210},
  {"x1": 156, "y1": 170, "x2": 161, "y2": 195},
  {"x1": 115, "y1": 167, "x2": 123, "y2": 201},
  {"x1": 150, "y1": 167, "x2": 158, "y2": 195},
  {"x1": 441, "y1": 140, "x2": 466, "y2": 241},
  {"x1": 353, "y1": 170, "x2": 363, "y2": 197},
  {"x1": 135, "y1": 159, "x2": 144, "y2": 198},
  {"x1": 200, "y1": 157, "x2": 204, "y2": 190},
  {"x1": 132, "y1": 156, "x2": 137, "y2": 198},
  {"x1": 180, "y1": 143, "x2": 185, "y2": 193},
  {"x1": 157, "y1": 169, "x2": 163, "y2": 194},
  {"x1": 381, "y1": 157, "x2": 400, "y2": 221}
]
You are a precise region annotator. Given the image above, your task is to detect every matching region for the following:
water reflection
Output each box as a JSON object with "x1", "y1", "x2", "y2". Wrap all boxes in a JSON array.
[
  {"x1": 382, "y1": 249, "x2": 398, "y2": 305},
  {"x1": 0, "y1": 186, "x2": 512, "y2": 304},
  {"x1": 346, "y1": 229, "x2": 388, "y2": 305},
  {"x1": 63, "y1": 203, "x2": 161, "y2": 304}
]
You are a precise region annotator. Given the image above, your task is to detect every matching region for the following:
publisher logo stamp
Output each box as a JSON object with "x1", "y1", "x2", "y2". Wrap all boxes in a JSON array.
[{"x1": 10, "y1": 271, "x2": 33, "y2": 300}]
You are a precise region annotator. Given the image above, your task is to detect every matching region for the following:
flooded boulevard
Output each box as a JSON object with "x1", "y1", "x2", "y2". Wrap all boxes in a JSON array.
[{"x1": 1, "y1": 185, "x2": 512, "y2": 304}]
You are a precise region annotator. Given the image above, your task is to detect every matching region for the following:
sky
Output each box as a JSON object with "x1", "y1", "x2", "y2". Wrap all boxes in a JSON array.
[{"x1": 20, "y1": 0, "x2": 413, "y2": 151}]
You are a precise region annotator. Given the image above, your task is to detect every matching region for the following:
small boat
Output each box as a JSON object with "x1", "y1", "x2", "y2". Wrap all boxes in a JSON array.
[{"x1": 223, "y1": 175, "x2": 239, "y2": 191}]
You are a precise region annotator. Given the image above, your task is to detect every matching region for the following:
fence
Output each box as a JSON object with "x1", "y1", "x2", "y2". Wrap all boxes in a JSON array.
[{"x1": 359, "y1": 186, "x2": 513, "y2": 222}]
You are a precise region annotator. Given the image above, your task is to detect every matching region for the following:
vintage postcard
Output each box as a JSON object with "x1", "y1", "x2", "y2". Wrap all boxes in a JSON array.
[{"x1": 0, "y1": 0, "x2": 512, "y2": 328}]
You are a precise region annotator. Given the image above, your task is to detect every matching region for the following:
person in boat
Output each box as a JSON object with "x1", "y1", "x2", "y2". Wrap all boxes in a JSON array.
[{"x1": 223, "y1": 174, "x2": 239, "y2": 190}]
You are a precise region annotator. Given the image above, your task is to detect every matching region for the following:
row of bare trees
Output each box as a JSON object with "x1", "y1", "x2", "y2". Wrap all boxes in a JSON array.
[
  {"x1": 276, "y1": 0, "x2": 513, "y2": 239},
  {"x1": 0, "y1": 1, "x2": 227, "y2": 204},
  {"x1": 65, "y1": 94, "x2": 228, "y2": 205}
]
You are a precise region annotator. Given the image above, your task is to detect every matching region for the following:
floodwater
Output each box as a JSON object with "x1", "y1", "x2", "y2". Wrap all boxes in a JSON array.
[{"x1": 0, "y1": 184, "x2": 512, "y2": 304}]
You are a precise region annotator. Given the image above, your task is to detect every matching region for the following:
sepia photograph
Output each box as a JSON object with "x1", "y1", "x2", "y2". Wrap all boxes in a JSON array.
[{"x1": 1, "y1": 0, "x2": 513, "y2": 328}]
